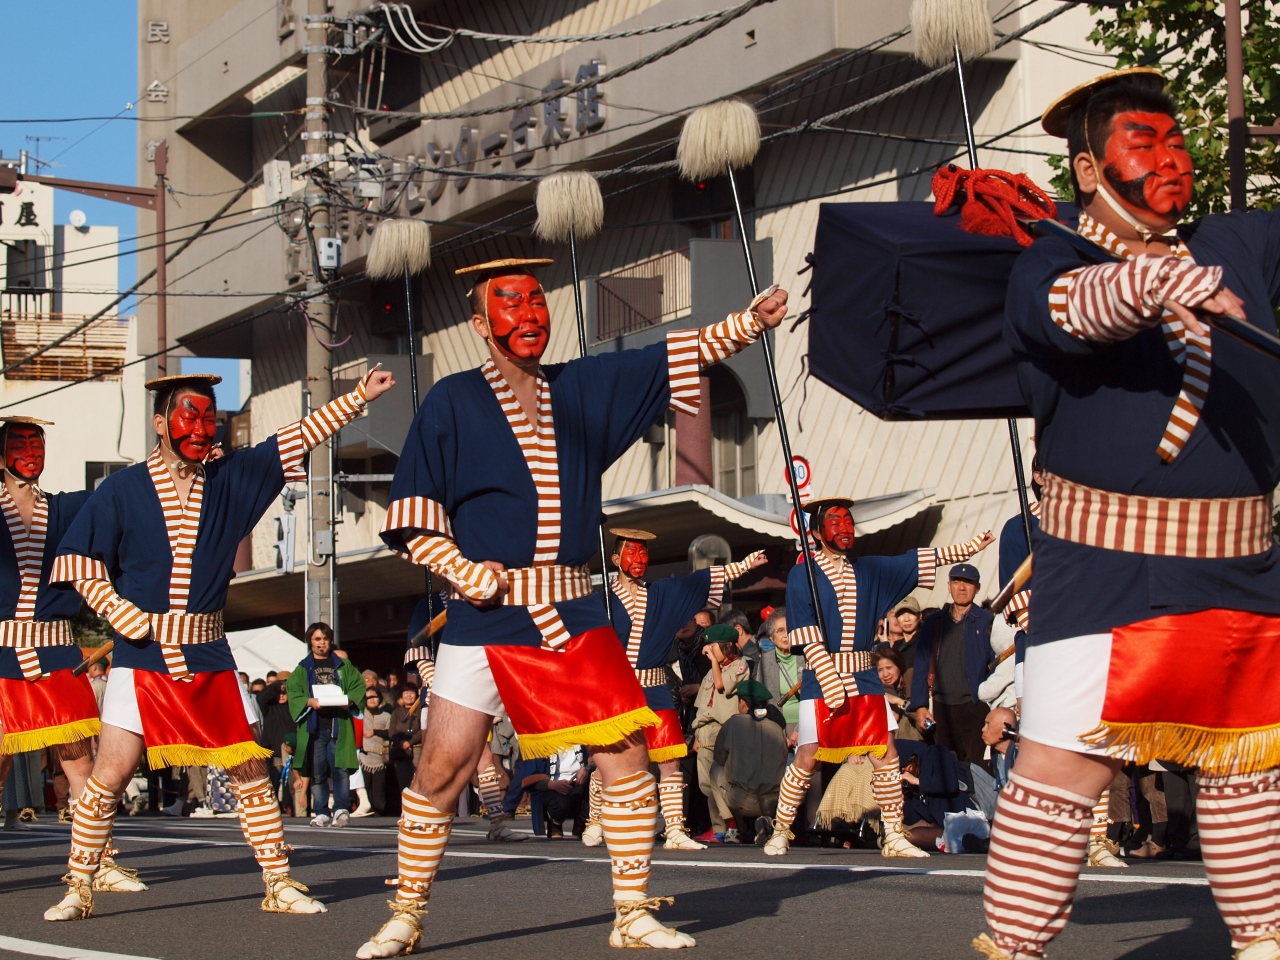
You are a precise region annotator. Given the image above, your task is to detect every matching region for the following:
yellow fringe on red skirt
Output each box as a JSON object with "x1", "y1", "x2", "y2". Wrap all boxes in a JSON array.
[
  {"x1": 1081, "y1": 720, "x2": 1280, "y2": 776},
  {"x1": 145, "y1": 740, "x2": 272, "y2": 771},
  {"x1": 517, "y1": 706, "x2": 659, "y2": 760},
  {"x1": 647, "y1": 743, "x2": 688, "y2": 764},
  {"x1": 2, "y1": 718, "x2": 100, "y2": 755},
  {"x1": 814, "y1": 744, "x2": 888, "y2": 764}
]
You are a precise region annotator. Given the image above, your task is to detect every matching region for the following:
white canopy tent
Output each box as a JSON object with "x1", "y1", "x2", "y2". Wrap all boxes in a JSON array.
[{"x1": 227, "y1": 625, "x2": 307, "y2": 679}]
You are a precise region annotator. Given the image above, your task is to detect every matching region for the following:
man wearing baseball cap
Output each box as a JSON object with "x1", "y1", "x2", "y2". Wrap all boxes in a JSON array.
[{"x1": 908, "y1": 563, "x2": 994, "y2": 769}]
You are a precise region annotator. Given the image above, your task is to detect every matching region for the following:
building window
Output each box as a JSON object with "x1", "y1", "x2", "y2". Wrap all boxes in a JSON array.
[
  {"x1": 86, "y1": 462, "x2": 128, "y2": 490},
  {"x1": 709, "y1": 367, "x2": 755, "y2": 499},
  {"x1": 6, "y1": 241, "x2": 47, "y2": 292}
]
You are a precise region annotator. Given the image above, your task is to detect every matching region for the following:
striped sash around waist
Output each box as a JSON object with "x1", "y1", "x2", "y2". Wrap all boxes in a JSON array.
[
  {"x1": 832, "y1": 651, "x2": 873, "y2": 677},
  {"x1": 634, "y1": 667, "x2": 668, "y2": 688},
  {"x1": 1, "y1": 619, "x2": 74, "y2": 681},
  {"x1": 1040, "y1": 472, "x2": 1273, "y2": 560},
  {"x1": 149, "y1": 611, "x2": 225, "y2": 681},
  {"x1": 502, "y1": 565, "x2": 593, "y2": 606}
]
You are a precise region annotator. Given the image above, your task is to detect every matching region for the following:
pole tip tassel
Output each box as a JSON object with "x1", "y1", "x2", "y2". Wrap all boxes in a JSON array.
[
  {"x1": 677, "y1": 99, "x2": 761, "y2": 182},
  {"x1": 910, "y1": 0, "x2": 995, "y2": 68},
  {"x1": 534, "y1": 172, "x2": 604, "y2": 243},
  {"x1": 367, "y1": 218, "x2": 432, "y2": 280}
]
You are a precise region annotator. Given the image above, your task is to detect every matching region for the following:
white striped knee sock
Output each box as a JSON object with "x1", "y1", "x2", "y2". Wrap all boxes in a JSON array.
[
  {"x1": 396, "y1": 789, "x2": 453, "y2": 903},
  {"x1": 588, "y1": 772, "x2": 603, "y2": 825},
  {"x1": 476, "y1": 765, "x2": 506, "y2": 828},
  {"x1": 68, "y1": 776, "x2": 117, "y2": 880},
  {"x1": 982, "y1": 773, "x2": 1093, "y2": 959},
  {"x1": 774, "y1": 763, "x2": 812, "y2": 831},
  {"x1": 658, "y1": 773, "x2": 685, "y2": 832},
  {"x1": 1090, "y1": 788, "x2": 1112, "y2": 839},
  {"x1": 602, "y1": 771, "x2": 657, "y2": 897},
  {"x1": 1196, "y1": 769, "x2": 1280, "y2": 951},
  {"x1": 871, "y1": 760, "x2": 904, "y2": 824},
  {"x1": 232, "y1": 777, "x2": 290, "y2": 874}
]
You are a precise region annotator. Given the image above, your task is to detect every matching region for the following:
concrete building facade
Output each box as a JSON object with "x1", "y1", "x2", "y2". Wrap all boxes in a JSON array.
[{"x1": 135, "y1": 0, "x2": 1104, "y2": 669}]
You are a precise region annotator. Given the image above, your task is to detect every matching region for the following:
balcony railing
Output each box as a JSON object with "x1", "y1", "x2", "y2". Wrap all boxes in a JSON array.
[
  {"x1": 0, "y1": 311, "x2": 129, "y2": 382},
  {"x1": 593, "y1": 247, "x2": 691, "y2": 342}
]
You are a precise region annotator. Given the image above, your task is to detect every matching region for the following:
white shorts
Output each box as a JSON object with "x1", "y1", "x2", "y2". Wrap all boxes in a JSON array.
[
  {"x1": 794, "y1": 696, "x2": 897, "y2": 748},
  {"x1": 101, "y1": 667, "x2": 259, "y2": 735},
  {"x1": 431, "y1": 644, "x2": 502, "y2": 718},
  {"x1": 1019, "y1": 633, "x2": 1137, "y2": 760}
]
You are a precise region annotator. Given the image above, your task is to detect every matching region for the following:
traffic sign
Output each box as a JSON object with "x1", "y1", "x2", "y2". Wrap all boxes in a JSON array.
[{"x1": 786, "y1": 455, "x2": 812, "y2": 491}]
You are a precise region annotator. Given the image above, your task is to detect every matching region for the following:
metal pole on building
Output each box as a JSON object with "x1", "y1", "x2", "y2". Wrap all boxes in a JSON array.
[
  {"x1": 154, "y1": 141, "x2": 168, "y2": 375},
  {"x1": 304, "y1": 0, "x2": 336, "y2": 630},
  {"x1": 1225, "y1": 0, "x2": 1248, "y2": 211}
]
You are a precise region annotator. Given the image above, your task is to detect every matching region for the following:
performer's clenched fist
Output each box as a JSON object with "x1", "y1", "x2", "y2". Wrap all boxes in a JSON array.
[
  {"x1": 363, "y1": 366, "x2": 397, "y2": 400},
  {"x1": 751, "y1": 286, "x2": 789, "y2": 328}
]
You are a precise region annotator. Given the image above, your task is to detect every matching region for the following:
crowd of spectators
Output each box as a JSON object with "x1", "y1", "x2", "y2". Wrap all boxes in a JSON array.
[{"x1": 0, "y1": 582, "x2": 1202, "y2": 865}]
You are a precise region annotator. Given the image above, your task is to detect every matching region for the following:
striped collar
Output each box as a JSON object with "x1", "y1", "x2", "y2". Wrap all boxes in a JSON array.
[
  {"x1": 0, "y1": 485, "x2": 47, "y2": 621},
  {"x1": 147, "y1": 448, "x2": 205, "y2": 613},
  {"x1": 813, "y1": 549, "x2": 857, "y2": 651},
  {"x1": 610, "y1": 573, "x2": 649, "y2": 666},
  {"x1": 1077, "y1": 212, "x2": 1187, "y2": 260}
]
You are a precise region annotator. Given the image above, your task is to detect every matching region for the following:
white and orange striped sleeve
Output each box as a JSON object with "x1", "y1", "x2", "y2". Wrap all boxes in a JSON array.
[
  {"x1": 276, "y1": 373, "x2": 371, "y2": 483},
  {"x1": 49, "y1": 555, "x2": 150, "y2": 640},
  {"x1": 666, "y1": 291, "x2": 771, "y2": 416},
  {"x1": 381, "y1": 495, "x2": 498, "y2": 604},
  {"x1": 915, "y1": 535, "x2": 986, "y2": 589},
  {"x1": 706, "y1": 550, "x2": 766, "y2": 607},
  {"x1": 1048, "y1": 255, "x2": 1222, "y2": 343},
  {"x1": 404, "y1": 645, "x2": 435, "y2": 690}
]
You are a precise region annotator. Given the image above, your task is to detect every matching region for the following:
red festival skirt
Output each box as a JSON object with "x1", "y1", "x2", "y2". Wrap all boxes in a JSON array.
[
  {"x1": 131, "y1": 668, "x2": 271, "y2": 771},
  {"x1": 1089, "y1": 608, "x2": 1280, "y2": 775},
  {"x1": 810, "y1": 694, "x2": 890, "y2": 763},
  {"x1": 484, "y1": 626, "x2": 658, "y2": 759},
  {"x1": 0, "y1": 668, "x2": 100, "y2": 754},
  {"x1": 645, "y1": 709, "x2": 687, "y2": 763}
]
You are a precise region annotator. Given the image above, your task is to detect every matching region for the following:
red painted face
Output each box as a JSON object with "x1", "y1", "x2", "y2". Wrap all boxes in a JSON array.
[
  {"x1": 1100, "y1": 111, "x2": 1193, "y2": 222},
  {"x1": 616, "y1": 540, "x2": 649, "y2": 579},
  {"x1": 4, "y1": 425, "x2": 44, "y2": 482},
  {"x1": 484, "y1": 273, "x2": 550, "y2": 362},
  {"x1": 167, "y1": 392, "x2": 216, "y2": 463},
  {"x1": 820, "y1": 506, "x2": 855, "y2": 552}
]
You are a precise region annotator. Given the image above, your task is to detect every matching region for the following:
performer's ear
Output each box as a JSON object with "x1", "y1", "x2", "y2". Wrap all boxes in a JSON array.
[{"x1": 1073, "y1": 152, "x2": 1100, "y2": 197}]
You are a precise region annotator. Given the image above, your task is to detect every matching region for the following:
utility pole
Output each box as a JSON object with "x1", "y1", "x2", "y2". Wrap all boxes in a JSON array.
[
  {"x1": 1224, "y1": 0, "x2": 1247, "y2": 211},
  {"x1": 154, "y1": 141, "x2": 169, "y2": 374},
  {"x1": 304, "y1": 0, "x2": 336, "y2": 634}
]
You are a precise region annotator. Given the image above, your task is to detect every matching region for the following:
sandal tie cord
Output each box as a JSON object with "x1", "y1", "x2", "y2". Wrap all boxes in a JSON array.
[{"x1": 931, "y1": 165, "x2": 1057, "y2": 247}]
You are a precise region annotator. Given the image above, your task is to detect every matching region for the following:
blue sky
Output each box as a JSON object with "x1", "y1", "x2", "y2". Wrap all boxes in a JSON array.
[{"x1": 0, "y1": 1, "x2": 243, "y2": 408}]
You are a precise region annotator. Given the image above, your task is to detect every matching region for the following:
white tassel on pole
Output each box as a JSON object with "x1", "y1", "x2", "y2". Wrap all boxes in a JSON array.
[
  {"x1": 533, "y1": 171, "x2": 604, "y2": 243},
  {"x1": 677, "y1": 99, "x2": 761, "y2": 181},
  {"x1": 910, "y1": 0, "x2": 995, "y2": 68},
  {"x1": 365, "y1": 217, "x2": 432, "y2": 280}
]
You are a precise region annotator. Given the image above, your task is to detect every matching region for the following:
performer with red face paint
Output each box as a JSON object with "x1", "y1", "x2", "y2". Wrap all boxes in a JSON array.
[
  {"x1": 0, "y1": 417, "x2": 144, "y2": 894},
  {"x1": 43, "y1": 367, "x2": 395, "y2": 922},
  {"x1": 576, "y1": 528, "x2": 765, "y2": 851},
  {"x1": 369, "y1": 257, "x2": 787, "y2": 955},
  {"x1": 763, "y1": 495, "x2": 992, "y2": 858},
  {"x1": 975, "y1": 70, "x2": 1280, "y2": 960}
]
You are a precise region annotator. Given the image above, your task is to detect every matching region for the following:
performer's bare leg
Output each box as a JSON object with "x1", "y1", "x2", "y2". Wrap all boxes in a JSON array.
[
  {"x1": 474, "y1": 750, "x2": 527, "y2": 842},
  {"x1": 974, "y1": 739, "x2": 1118, "y2": 959},
  {"x1": 358, "y1": 695, "x2": 491, "y2": 959},
  {"x1": 228, "y1": 745, "x2": 326, "y2": 914},
  {"x1": 656, "y1": 759, "x2": 705, "y2": 851},
  {"x1": 45, "y1": 723, "x2": 143, "y2": 921},
  {"x1": 52, "y1": 739, "x2": 148, "y2": 895},
  {"x1": 592, "y1": 734, "x2": 695, "y2": 948}
]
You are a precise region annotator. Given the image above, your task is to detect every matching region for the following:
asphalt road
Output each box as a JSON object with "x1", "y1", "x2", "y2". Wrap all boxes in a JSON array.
[{"x1": 0, "y1": 815, "x2": 1230, "y2": 960}]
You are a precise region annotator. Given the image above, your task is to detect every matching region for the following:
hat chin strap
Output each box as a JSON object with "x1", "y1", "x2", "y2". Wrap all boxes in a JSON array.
[{"x1": 1090, "y1": 161, "x2": 1179, "y2": 244}]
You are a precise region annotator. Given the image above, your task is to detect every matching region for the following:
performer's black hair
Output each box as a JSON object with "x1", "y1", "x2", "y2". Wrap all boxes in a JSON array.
[
  {"x1": 1065, "y1": 77, "x2": 1179, "y2": 202},
  {"x1": 153, "y1": 380, "x2": 217, "y2": 419}
]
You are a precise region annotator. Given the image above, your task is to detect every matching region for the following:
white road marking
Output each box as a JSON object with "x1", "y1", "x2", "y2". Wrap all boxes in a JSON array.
[
  {"x1": 11, "y1": 827, "x2": 1209, "y2": 887},
  {"x1": 0, "y1": 935, "x2": 161, "y2": 960}
]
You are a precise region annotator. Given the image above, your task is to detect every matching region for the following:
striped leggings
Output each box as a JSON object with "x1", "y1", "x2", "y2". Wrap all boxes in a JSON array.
[{"x1": 984, "y1": 770, "x2": 1280, "y2": 957}]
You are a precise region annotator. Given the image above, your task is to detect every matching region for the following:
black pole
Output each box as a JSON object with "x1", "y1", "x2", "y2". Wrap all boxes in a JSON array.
[
  {"x1": 569, "y1": 226, "x2": 615, "y2": 626},
  {"x1": 402, "y1": 264, "x2": 433, "y2": 613},
  {"x1": 724, "y1": 166, "x2": 829, "y2": 648},
  {"x1": 955, "y1": 45, "x2": 1035, "y2": 552}
]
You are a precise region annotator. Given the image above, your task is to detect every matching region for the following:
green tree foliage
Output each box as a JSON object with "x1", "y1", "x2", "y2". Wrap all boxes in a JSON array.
[
  {"x1": 71, "y1": 602, "x2": 114, "y2": 647},
  {"x1": 1048, "y1": 1, "x2": 1280, "y2": 217}
]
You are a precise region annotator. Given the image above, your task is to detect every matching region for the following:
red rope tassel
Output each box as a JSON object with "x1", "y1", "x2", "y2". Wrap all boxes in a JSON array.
[{"x1": 931, "y1": 165, "x2": 1057, "y2": 247}]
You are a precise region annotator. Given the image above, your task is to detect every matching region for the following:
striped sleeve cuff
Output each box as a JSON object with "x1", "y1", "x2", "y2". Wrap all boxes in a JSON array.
[
  {"x1": 706, "y1": 566, "x2": 726, "y2": 608},
  {"x1": 698, "y1": 309, "x2": 765, "y2": 367},
  {"x1": 1007, "y1": 589, "x2": 1031, "y2": 632},
  {"x1": 935, "y1": 535, "x2": 983, "y2": 566},
  {"x1": 278, "y1": 381, "x2": 370, "y2": 482},
  {"x1": 382, "y1": 497, "x2": 452, "y2": 541},
  {"x1": 50, "y1": 554, "x2": 109, "y2": 585},
  {"x1": 789, "y1": 624, "x2": 824, "y2": 650},
  {"x1": 405, "y1": 534, "x2": 498, "y2": 602},
  {"x1": 916, "y1": 548, "x2": 939, "y2": 590},
  {"x1": 666, "y1": 329, "x2": 702, "y2": 416},
  {"x1": 74, "y1": 575, "x2": 150, "y2": 641},
  {"x1": 803, "y1": 641, "x2": 847, "y2": 711}
]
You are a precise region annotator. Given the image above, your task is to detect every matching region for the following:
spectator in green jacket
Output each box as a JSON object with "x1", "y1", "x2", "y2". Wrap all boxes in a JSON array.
[{"x1": 287, "y1": 623, "x2": 364, "y2": 828}]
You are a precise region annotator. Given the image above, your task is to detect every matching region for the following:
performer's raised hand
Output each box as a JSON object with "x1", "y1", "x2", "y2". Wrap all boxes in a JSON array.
[
  {"x1": 362, "y1": 365, "x2": 397, "y2": 401},
  {"x1": 751, "y1": 286, "x2": 789, "y2": 328},
  {"x1": 972, "y1": 530, "x2": 996, "y2": 552},
  {"x1": 747, "y1": 550, "x2": 768, "y2": 571}
]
